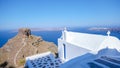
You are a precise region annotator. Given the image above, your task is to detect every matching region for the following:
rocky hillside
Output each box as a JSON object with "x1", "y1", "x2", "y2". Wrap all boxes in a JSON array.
[{"x1": 0, "y1": 28, "x2": 58, "y2": 68}]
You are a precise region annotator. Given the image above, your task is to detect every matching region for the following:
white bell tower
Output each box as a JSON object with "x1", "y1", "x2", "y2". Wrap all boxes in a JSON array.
[{"x1": 62, "y1": 27, "x2": 67, "y2": 41}]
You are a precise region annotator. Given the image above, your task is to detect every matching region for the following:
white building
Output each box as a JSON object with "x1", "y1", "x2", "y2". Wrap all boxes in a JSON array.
[
  {"x1": 58, "y1": 28, "x2": 120, "y2": 62},
  {"x1": 60, "y1": 48, "x2": 120, "y2": 68}
]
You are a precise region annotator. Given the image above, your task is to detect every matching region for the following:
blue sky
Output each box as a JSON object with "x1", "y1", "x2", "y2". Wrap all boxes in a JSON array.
[{"x1": 0, "y1": 0, "x2": 120, "y2": 29}]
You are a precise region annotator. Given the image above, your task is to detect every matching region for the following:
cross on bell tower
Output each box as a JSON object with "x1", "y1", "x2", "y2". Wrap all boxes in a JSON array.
[{"x1": 107, "y1": 30, "x2": 111, "y2": 36}]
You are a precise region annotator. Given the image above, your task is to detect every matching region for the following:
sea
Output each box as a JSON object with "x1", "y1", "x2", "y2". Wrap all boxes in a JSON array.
[{"x1": 0, "y1": 27, "x2": 120, "y2": 48}]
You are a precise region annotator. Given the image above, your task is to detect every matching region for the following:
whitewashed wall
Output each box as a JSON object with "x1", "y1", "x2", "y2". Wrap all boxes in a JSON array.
[
  {"x1": 98, "y1": 36, "x2": 120, "y2": 51},
  {"x1": 66, "y1": 31, "x2": 106, "y2": 51},
  {"x1": 58, "y1": 30, "x2": 120, "y2": 62},
  {"x1": 58, "y1": 38, "x2": 90, "y2": 61},
  {"x1": 58, "y1": 39, "x2": 65, "y2": 61}
]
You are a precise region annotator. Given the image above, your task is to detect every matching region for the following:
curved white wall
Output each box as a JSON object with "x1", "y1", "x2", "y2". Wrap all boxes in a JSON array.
[{"x1": 98, "y1": 36, "x2": 120, "y2": 51}]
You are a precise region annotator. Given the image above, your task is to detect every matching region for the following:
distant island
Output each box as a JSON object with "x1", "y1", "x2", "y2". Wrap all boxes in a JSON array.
[
  {"x1": 88, "y1": 27, "x2": 120, "y2": 32},
  {"x1": 11, "y1": 27, "x2": 64, "y2": 33}
]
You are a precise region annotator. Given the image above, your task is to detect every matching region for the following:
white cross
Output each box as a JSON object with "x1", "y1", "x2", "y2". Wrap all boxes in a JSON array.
[{"x1": 107, "y1": 30, "x2": 111, "y2": 36}]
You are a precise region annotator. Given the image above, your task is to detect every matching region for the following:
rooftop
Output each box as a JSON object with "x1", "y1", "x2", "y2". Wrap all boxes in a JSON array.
[
  {"x1": 25, "y1": 52, "x2": 62, "y2": 68},
  {"x1": 60, "y1": 48, "x2": 120, "y2": 68}
]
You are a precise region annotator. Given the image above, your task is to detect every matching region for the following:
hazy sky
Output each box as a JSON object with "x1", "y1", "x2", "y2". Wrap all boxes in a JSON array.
[{"x1": 0, "y1": 0, "x2": 120, "y2": 29}]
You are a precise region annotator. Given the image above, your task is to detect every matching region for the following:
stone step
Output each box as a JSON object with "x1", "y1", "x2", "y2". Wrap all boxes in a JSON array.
[
  {"x1": 101, "y1": 56, "x2": 120, "y2": 65},
  {"x1": 87, "y1": 62, "x2": 103, "y2": 68},
  {"x1": 94, "y1": 59, "x2": 120, "y2": 68}
]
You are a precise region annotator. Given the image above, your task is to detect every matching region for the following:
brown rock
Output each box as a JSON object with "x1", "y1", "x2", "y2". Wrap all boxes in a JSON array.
[
  {"x1": 0, "y1": 28, "x2": 58, "y2": 68},
  {"x1": 18, "y1": 28, "x2": 31, "y2": 38}
]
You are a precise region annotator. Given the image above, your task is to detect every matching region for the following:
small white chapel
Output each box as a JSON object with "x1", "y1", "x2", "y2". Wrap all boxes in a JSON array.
[{"x1": 58, "y1": 28, "x2": 120, "y2": 62}]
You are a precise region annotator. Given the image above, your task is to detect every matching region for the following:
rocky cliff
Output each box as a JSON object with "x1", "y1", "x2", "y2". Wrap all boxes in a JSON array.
[{"x1": 0, "y1": 28, "x2": 58, "y2": 68}]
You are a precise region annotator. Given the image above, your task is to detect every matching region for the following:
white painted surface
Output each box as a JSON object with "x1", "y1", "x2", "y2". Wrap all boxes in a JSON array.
[
  {"x1": 65, "y1": 31, "x2": 106, "y2": 51},
  {"x1": 58, "y1": 29, "x2": 120, "y2": 62},
  {"x1": 25, "y1": 52, "x2": 62, "y2": 68},
  {"x1": 25, "y1": 52, "x2": 54, "y2": 68},
  {"x1": 58, "y1": 39, "x2": 90, "y2": 61},
  {"x1": 98, "y1": 36, "x2": 120, "y2": 51},
  {"x1": 26, "y1": 52, "x2": 52, "y2": 60},
  {"x1": 65, "y1": 42, "x2": 91, "y2": 61},
  {"x1": 60, "y1": 48, "x2": 120, "y2": 68}
]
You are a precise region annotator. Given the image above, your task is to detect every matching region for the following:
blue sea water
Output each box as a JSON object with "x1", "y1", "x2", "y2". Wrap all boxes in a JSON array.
[
  {"x1": 0, "y1": 30, "x2": 62, "y2": 47},
  {"x1": 0, "y1": 30, "x2": 17, "y2": 47},
  {"x1": 0, "y1": 27, "x2": 120, "y2": 48},
  {"x1": 32, "y1": 31, "x2": 62, "y2": 45}
]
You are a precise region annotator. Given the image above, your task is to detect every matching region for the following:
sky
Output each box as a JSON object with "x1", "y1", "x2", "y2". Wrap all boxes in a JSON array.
[{"x1": 0, "y1": 0, "x2": 120, "y2": 30}]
